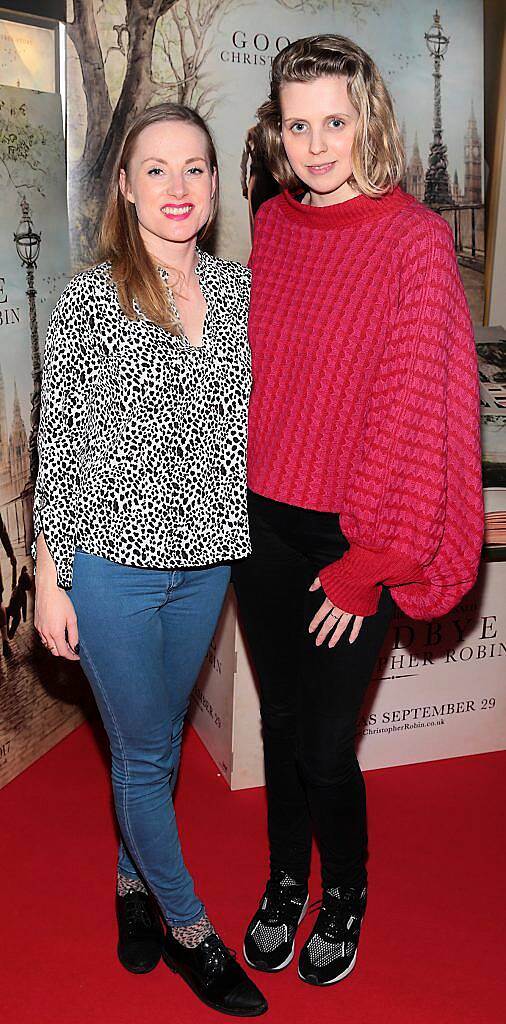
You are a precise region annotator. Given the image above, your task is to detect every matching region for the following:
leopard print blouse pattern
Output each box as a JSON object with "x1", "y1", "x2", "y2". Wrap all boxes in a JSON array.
[{"x1": 33, "y1": 250, "x2": 252, "y2": 588}]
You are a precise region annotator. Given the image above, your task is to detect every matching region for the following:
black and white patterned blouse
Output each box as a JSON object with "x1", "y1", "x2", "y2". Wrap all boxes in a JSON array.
[{"x1": 33, "y1": 250, "x2": 252, "y2": 589}]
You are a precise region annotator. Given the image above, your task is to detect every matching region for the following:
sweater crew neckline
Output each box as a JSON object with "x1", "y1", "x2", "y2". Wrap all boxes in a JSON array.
[{"x1": 280, "y1": 185, "x2": 416, "y2": 229}]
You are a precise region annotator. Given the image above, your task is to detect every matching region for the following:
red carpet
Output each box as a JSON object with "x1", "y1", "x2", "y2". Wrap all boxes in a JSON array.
[{"x1": 2, "y1": 721, "x2": 505, "y2": 1024}]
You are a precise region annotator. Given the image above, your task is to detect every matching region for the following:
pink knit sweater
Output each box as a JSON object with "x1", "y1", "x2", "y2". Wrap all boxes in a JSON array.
[{"x1": 247, "y1": 187, "x2": 484, "y2": 620}]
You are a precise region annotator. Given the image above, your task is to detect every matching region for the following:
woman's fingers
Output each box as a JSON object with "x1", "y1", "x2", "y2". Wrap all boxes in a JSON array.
[
  {"x1": 34, "y1": 587, "x2": 80, "y2": 661},
  {"x1": 309, "y1": 596, "x2": 351, "y2": 647},
  {"x1": 349, "y1": 616, "x2": 364, "y2": 644},
  {"x1": 308, "y1": 595, "x2": 334, "y2": 633},
  {"x1": 66, "y1": 614, "x2": 80, "y2": 658},
  {"x1": 315, "y1": 610, "x2": 343, "y2": 646},
  {"x1": 57, "y1": 624, "x2": 80, "y2": 660},
  {"x1": 314, "y1": 610, "x2": 339, "y2": 646},
  {"x1": 50, "y1": 630, "x2": 67, "y2": 657},
  {"x1": 309, "y1": 593, "x2": 364, "y2": 648},
  {"x1": 328, "y1": 612, "x2": 354, "y2": 647},
  {"x1": 309, "y1": 576, "x2": 321, "y2": 592},
  {"x1": 325, "y1": 611, "x2": 352, "y2": 647},
  {"x1": 38, "y1": 625, "x2": 80, "y2": 661},
  {"x1": 38, "y1": 630, "x2": 60, "y2": 656}
]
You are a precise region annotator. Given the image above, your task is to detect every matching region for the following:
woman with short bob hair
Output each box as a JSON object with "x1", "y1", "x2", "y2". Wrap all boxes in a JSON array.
[
  {"x1": 233, "y1": 35, "x2": 483, "y2": 987},
  {"x1": 33, "y1": 102, "x2": 267, "y2": 1017},
  {"x1": 257, "y1": 33, "x2": 404, "y2": 196}
]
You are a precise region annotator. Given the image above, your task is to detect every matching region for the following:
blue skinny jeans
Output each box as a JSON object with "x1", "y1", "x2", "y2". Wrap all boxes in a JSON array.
[{"x1": 69, "y1": 549, "x2": 230, "y2": 926}]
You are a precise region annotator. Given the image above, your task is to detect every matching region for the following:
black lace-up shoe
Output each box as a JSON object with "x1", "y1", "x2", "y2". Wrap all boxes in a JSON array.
[
  {"x1": 163, "y1": 929, "x2": 268, "y2": 1016},
  {"x1": 298, "y1": 884, "x2": 367, "y2": 985},
  {"x1": 117, "y1": 890, "x2": 164, "y2": 974},
  {"x1": 243, "y1": 869, "x2": 309, "y2": 972}
]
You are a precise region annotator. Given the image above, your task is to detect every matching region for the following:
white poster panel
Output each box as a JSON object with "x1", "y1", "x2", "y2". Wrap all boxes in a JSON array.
[
  {"x1": 231, "y1": 613, "x2": 264, "y2": 790},
  {"x1": 358, "y1": 558, "x2": 506, "y2": 769},
  {"x1": 191, "y1": 590, "x2": 265, "y2": 790},
  {"x1": 0, "y1": 19, "x2": 56, "y2": 93},
  {"x1": 189, "y1": 589, "x2": 237, "y2": 785},
  {"x1": 193, "y1": 559, "x2": 506, "y2": 790}
]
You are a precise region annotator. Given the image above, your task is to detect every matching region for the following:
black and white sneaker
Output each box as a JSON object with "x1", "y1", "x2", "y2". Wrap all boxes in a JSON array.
[
  {"x1": 243, "y1": 869, "x2": 309, "y2": 972},
  {"x1": 298, "y1": 884, "x2": 367, "y2": 986}
]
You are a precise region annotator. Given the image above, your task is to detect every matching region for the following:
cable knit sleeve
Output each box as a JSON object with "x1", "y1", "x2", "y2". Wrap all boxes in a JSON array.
[
  {"x1": 318, "y1": 213, "x2": 484, "y2": 621},
  {"x1": 32, "y1": 279, "x2": 92, "y2": 589}
]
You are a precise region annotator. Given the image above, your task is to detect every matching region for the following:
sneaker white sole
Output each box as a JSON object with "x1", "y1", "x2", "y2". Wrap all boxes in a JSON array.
[
  {"x1": 298, "y1": 948, "x2": 358, "y2": 986},
  {"x1": 243, "y1": 894, "x2": 310, "y2": 972}
]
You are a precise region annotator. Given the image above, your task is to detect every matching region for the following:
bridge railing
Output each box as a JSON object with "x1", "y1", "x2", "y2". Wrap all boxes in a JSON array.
[{"x1": 435, "y1": 203, "x2": 485, "y2": 263}]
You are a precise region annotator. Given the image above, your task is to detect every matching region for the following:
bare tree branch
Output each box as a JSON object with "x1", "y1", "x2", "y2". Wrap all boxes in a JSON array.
[
  {"x1": 70, "y1": 0, "x2": 243, "y2": 262},
  {"x1": 0, "y1": 160, "x2": 44, "y2": 196},
  {"x1": 155, "y1": 29, "x2": 184, "y2": 99},
  {"x1": 67, "y1": 0, "x2": 112, "y2": 169},
  {"x1": 104, "y1": 22, "x2": 130, "y2": 63},
  {"x1": 186, "y1": 4, "x2": 201, "y2": 51},
  {"x1": 275, "y1": 0, "x2": 380, "y2": 14},
  {"x1": 91, "y1": 1, "x2": 179, "y2": 180},
  {"x1": 160, "y1": 0, "x2": 238, "y2": 109}
]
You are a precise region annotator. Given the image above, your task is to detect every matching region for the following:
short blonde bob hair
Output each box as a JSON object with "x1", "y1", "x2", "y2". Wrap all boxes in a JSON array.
[{"x1": 257, "y1": 34, "x2": 405, "y2": 197}]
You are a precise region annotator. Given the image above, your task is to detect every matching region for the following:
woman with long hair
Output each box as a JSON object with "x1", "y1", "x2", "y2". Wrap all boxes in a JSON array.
[
  {"x1": 33, "y1": 102, "x2": 267, "y2": 1017},
  {"x1": 233, "y1": 35, "x2": 483, "y2": 987}
]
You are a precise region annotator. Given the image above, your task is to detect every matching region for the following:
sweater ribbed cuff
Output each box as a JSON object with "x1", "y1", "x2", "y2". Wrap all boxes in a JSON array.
[{"x1": 319, "y1": 545, "x2": 424, "y2": 618}]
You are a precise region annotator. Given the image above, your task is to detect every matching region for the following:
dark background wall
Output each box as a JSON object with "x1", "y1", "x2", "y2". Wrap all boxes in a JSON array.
[{"x1": 0, "y1": 2, "x2": 65, "y2": 21}]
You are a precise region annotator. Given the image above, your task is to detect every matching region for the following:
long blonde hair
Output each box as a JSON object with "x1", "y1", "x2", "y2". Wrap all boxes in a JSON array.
[
  {"x1": 98, "y1": 103, "x2": 219, "y2": 332},
  {"x1": 257, "y1": 34, "x2": 405, "y2": 197}
]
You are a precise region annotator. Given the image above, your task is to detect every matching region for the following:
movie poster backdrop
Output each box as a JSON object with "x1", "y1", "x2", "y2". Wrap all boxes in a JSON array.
[
  {"x1": 65, "y1": 1, "x2": 503, "y2": 788},
  {"x1": 0, "y1": 82, "x2": 90, "y2": 789},
  {"x1": 67, "y1": 0, "x2": 485, "y2": 316}
]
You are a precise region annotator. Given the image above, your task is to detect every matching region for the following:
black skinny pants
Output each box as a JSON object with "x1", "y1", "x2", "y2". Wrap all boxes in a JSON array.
[{"x1": 232, "y1": 491, "x2": 394, "y2": 890}]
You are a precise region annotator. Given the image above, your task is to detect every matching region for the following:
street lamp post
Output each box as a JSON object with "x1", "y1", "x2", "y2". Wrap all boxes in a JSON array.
[
  {"x1": 424, "y1": 9, "x2": 453, "y2": 207},
  {"x1": 13, "y1": 196, "x2": 42, "y2": 486}
]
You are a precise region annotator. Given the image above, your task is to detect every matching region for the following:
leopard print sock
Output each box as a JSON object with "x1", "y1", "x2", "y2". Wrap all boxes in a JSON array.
[
  {"x1": 172, "y1": 911, "x2": 214, "y2": 948},
  {"x1": 117, "y1": 873, "x2": 148, "y2": 897}
]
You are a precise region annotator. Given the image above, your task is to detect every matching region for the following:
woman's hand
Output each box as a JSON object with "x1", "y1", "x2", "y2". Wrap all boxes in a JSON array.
[
  {"x1": 34, "y1": 534, "x2": 80, "y2": 660},
  {"x1": 308, "y1": 577, "x2": 364, "y2": 648}
]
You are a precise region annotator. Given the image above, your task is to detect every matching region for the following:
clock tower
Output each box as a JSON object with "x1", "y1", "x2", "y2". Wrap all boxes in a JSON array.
[
  {"x1": 406, "y1": 133, "x2": 425, "y2": 202},
  {"x1": 464, "y1": 100, "x2": 482, "y2": 204}
]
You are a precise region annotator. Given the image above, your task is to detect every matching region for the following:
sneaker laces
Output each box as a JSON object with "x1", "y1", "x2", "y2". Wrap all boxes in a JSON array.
[
  {"x1": 262, "y1": 877, "x2": 306, "y2": 926},
  {"x1": 308, "y1": 889, "x2": 362, "y2": 943}
]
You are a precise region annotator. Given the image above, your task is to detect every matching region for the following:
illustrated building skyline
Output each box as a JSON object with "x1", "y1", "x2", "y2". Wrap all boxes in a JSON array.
[
  {"x1": 0, "y1": 363, "x2": 30, "y2": 505},
  {"x1": 0, "y1": 365, "x2": 12, "y2": 496},
  {"x1": 452, "y1": 169, "x2": 462, "y2": 204},
  {"x1": 464, "y1": 100, "x2": 482, "y2": 204},
  {"x1": 406, "y1": 133, "x2": 425, "y2": 202},
  {"x1": 9, "y1": 382, "x2": 30, "y2": 498},
  {"x1": 403, "y1": 104, "x2": 483, "y2": 207}
]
